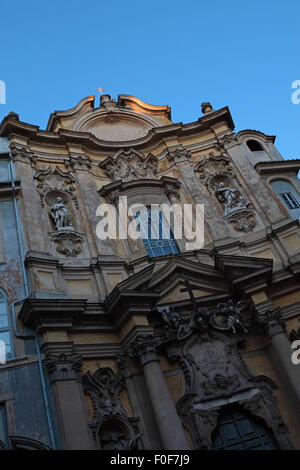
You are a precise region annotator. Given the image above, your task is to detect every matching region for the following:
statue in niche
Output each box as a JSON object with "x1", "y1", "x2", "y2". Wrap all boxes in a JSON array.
[
  {"x1": 215, "y1": 182, "x2": 250, "y2": 216},
  {"x1": 50, "y1": 197, "x2": 73, "y2": 230},
  {"x1": 101, "y1": 431, "x2": 142, "y2": 450}
]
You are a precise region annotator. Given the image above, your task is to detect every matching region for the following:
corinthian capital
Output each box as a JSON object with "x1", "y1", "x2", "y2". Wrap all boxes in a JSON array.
[
  {"x1": 127, "y1": 335, "x2": 159, "y2": 366},
  {"x1": 253, "y1": 308, "x2": 285, "y2": 338},
  {"x1": 46, "y1": 353, "x2": 82, "y2": 383}
]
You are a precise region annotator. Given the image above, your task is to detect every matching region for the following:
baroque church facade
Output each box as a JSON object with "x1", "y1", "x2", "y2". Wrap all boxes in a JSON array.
[{"x1": 0, "y1": 94, "x2": 299, "y2": 449}]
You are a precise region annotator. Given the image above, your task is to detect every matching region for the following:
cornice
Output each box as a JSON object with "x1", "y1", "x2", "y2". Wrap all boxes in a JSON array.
[
  {"x1": 0, "y1": 179, "x2": 21, "y2": 196},
  {"x1": 237, "y1": 129, "x2": 276, "y2": 143},
  {"x1": 98, "y1": 176, "x2": 181, "y2": 199},
  {"x1": 0, "y1": 106, "x2": 234, "y2": 153},
  {"x1": 46, "y1": 95, "x2": 95, "y2": 131},
  {"x1": 255, "y1": 159, "x2": 300, "y2": 176}
]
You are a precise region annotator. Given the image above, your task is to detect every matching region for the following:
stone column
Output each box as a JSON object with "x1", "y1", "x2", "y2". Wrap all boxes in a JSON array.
[
  {"x1": 47, "y1": 353, "x2": 94, "y2": 450},
  {"x1": 255, "y1": 308, "x2": 300, "y2": 407},
  {"x1": 128, "y1": 335, "x2": 189, "y2": 450}
]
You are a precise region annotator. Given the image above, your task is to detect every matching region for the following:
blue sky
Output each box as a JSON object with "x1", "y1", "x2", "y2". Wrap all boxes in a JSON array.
[{"x1": 0, "y1": 0, "x2": 300, "y2": 158}]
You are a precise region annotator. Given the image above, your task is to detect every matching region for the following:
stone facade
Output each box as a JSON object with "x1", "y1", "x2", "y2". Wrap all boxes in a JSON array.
[{"x1": 0, "y1": 94, "x2": 299, "y2": 449}]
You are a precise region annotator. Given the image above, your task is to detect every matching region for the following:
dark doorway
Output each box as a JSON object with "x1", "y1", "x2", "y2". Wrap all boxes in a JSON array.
[{"x1": 211, "y1": 406, "x2": 279, "y2": 450}]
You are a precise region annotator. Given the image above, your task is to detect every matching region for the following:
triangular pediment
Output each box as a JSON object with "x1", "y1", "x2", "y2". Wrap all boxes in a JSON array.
[
  {"x1": 105, "y1": 253, "x2": 274, "y2": 316},
  {"x1": 156, "y1": 280, "x2": 218, "y2": 305}
]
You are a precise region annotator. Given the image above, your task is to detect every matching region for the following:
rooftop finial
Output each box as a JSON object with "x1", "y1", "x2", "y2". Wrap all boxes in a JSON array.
[{"x1": 201, "y1": 102, "x2": 213, "y2": 115}]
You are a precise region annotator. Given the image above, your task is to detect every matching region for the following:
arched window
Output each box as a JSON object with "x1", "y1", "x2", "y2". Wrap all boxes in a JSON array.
[
  {"x1": 135, "y1": 207, "x2": 179, "y2": 258},
  {"x1": 0, "y1": 291, "x2": 12, "y2": 361},
  {"x1": 247, "y1": 140, "x2": 264, "y2": 152},
  {"x1": 211, "y1": 405, "x2": 279, "y2": 450}
]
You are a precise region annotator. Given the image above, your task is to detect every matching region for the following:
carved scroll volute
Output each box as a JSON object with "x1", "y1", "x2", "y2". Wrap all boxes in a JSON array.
[{"x1": 176, "y1": 394, "x2": 220, "y2": 449}]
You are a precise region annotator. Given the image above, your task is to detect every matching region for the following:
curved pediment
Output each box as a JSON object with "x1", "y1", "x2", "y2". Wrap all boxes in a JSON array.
[{"x1": 46, "y1": 94, "x2": 172, "y2": 142}]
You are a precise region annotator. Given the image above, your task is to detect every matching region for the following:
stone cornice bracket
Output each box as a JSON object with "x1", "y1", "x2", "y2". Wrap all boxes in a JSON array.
[
  {"x1": 64, "y1": 152, "x2": 92, "y2": 172},
  {"x1": 252, "y1": 307, "x2": 286, "y2": 338},
  {"x1": 46, "y1": 353, "x2": 83, "y2": 383},
  {"x1": 10, "y1": 142, "x2": 37, "y2": 168},
  {"x1": 215, "y1": 133, "x2": 239, "y2": 151},
  {"x1": 166, "y1": 147, "x2": 192, "y2": 165},
  {"x1": 127, "y1": 334, "x2": 159, "y2": 367},
  {"x1": 99, "y1": 148, "x2": 158, "y2": 183}
]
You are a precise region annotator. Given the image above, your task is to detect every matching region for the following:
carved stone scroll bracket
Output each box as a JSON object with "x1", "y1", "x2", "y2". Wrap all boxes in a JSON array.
[
  {"x1": 215, "y1": 133, "x2": 239, "y2": 151},
  {"x1": 64, "y1": 153, "x2": 92, "y2": 172},
  {"x1": 176, "y1": 394, "x2": 220, "y2": 449},
  {"x1": 240, "y1": 385, "x2": 293, "y2": 449},
  {"x1": 48, "y1": 230, "x2": 84, "y2": 257},
  {"x1": 166, "y1": 148, "x2": 192, "y2": 165},
  {"x1": 10, "y1": 143, "x2": 37, "y2": 168}
]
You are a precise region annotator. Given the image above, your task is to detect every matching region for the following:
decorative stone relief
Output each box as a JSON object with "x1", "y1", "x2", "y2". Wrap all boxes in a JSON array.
[
  {"x1": 10, "y1": 143, "x2": 37, "y2": 168},
  {"x1": 195, "y1": 152, "x2": 256, "y2": 232},
  {"x1": 157, "y1": 298, "x2": 248, "y2": 341},
  {"x1": 176, "y1": 394, "x2": 219, "y2": 449},
  {"x1": 99, "y1": 148, "x2": 158, "y2": 182},
  {"x1": 240, "y1": 385, "x2": 293, "y2": 449},
  {"x1": 163, "y1": 329, "x2": 292, "y2": 449},
  {"x1": 166, "y1": 148, "x2": 191, "y2": 164},
  {"x1": 34, "y1": 165, "x2": 78, "y2": 208},
  {"x1": 49, "y1": 230, "x2": 84, "y2": 257},
  {"x1": 82, "y1": 367, "x2": 141, "y2": 450},
  {"x1": 64, "y1": 153, "x2": 91, "y2": 171},
  {"x1": 194, "y1": 152, "x2": 235, "y2": 194},
  {"x1": 34, "y1": 166, "x2": 84, "y2": 256}
]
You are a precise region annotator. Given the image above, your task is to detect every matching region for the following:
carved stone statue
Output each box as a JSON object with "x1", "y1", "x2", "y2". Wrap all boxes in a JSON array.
[
  {"x1": 215, "y1": 182, "x2": 250, "y2": 216},
  {"x1": 101, "y1": 431, "x2": 142, "y2": 450},
  {"x1": 50, "y1": 197, "x2": 73, "y2": 230}
]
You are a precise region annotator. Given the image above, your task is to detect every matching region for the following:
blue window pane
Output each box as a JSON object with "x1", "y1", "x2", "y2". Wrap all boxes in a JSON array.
[
  {"x1": 136, "y1": 208, "x2": 179, "y2": 258},
  {"x1": 0, "y1": 406, "x2": 8, "y2": 447},
  {"x1": 0, "y1": 330, "x2": 11, "y2": 360},
  {"x1": 0, "y1": 162, "x2": 10, "y2": 181}
]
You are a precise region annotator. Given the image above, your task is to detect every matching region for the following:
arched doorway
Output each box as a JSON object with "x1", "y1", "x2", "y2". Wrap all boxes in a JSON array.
[{"x1": 211, "y1": 406, "x2": 279, "y2": 450}]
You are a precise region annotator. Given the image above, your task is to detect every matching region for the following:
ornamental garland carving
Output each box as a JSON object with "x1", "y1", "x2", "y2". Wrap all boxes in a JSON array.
[{"x1": 99, "y1": 148, "x2": 158, "y2": 182}]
